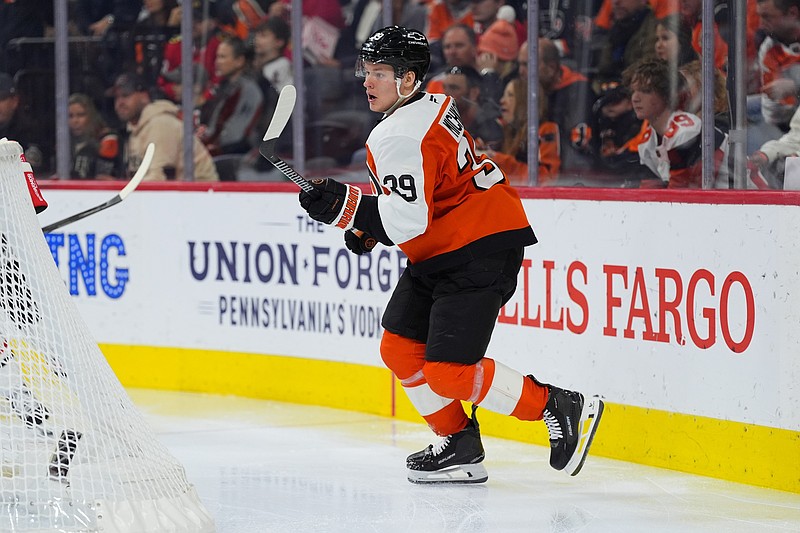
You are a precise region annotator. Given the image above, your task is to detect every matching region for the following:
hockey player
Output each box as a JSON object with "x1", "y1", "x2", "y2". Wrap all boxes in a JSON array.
[{"x1": 298, "y1": 26, "x2": 604, "y2": 484}]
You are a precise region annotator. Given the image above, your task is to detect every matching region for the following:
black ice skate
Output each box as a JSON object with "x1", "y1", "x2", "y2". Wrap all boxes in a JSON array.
[
  {"x1": 530, "y1": 376, "x2": 604, "y2": 476},
  {"x1": 406, "y1": 405, "x2": 488, "y2": 484}
]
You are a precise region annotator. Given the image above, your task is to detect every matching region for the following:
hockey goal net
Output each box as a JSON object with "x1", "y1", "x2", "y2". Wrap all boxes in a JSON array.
[{"x1": 0, "y1": 140, "x2": 214, "y2": 532}]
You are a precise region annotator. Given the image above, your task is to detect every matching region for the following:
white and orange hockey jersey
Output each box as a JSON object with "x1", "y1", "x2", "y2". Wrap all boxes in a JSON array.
[
  {"x1": 356, "y1": 93, "x2": 536, "y2": 274},
  {"x1": 758, "y1": 36, "x2": 800, "y2": 127},
  {"x1": 637, "y1": 111, "x2": 729, "y2": 189}
]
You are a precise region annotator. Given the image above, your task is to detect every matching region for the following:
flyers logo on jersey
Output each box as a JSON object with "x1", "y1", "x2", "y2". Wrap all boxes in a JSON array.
[{"x1": 439, "y1": 100, "x2": 464, "y2": 142}]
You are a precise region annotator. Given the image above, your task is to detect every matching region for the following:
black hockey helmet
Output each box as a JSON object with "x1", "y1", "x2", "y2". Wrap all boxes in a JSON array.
[{"x1": 356, "y1": 26, "x2": 431, "y2": 83}]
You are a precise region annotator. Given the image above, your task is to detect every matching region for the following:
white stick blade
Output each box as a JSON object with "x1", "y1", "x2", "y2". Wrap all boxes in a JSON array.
[
  {"x1": 263, "y1": 85, "x2": 297, "y2": 142},
  {"x1": 120, "y1": 143, "x2": 154, "y2": 199}
]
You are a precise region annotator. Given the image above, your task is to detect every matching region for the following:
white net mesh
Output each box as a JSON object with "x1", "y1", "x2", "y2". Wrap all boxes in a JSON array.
[{"x1": 0, "y1": 141, "x2": 214, "y2": 532}]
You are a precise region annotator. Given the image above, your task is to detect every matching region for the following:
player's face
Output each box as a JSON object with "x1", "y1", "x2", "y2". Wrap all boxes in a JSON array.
[
  {"x1": 654, "y1": 25, "x2": 678, "y2": 62},
  {"x1": 442, "y1": 28, "x2": 475, "y2": 67},
  {"x1": 630, "y1": 82, "x2": 667, "y2": 121},
  {"x1": 68, "y1": 103, "x2": 90, "y2": 137},
  {"x1": 362, "y1": 63, "x2": 403, "y2": 113}
]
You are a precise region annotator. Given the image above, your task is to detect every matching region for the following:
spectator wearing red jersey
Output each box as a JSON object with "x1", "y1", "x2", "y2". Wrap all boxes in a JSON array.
[{"x1": 157, "y1": 4, "x2": 223, "y2": 105}]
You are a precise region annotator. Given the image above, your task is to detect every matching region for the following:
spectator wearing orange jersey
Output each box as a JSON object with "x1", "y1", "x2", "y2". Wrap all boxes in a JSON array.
[
  {"x1": 427, "y1": 0, "x2": 474, "y2": 42},
  {"x1": 595, "y1": 0, "x2": 677, "y2": 30},
  {"x1": 479, "y1": 76, "x2": 562, "y2": 185},
  {"x1": 539, "y1": 38, "x2": 597, "y2": 177},
  {"x1": 678, "y1": 0, "x2": 729, "y2": 71}
]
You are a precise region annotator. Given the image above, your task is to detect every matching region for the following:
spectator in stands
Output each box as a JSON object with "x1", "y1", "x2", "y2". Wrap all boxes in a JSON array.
[
  {"x1": 335, "y1": 0, "x2": 428, "y2": 69},
  {"x1": 111, "y1": 71, "x2": 219, "y2": 181},
  {"x1": 472, "y1": 9, "x2": 521, "y2": 107},
  {"x1": 253, "y1": 17, "x2": 292, "y2": 94},
  {"x1": 442, "y1": 66, "x2": 503, "y2": 149},
  {"x1": 130, "y1": 0, "x2": 182, "y2": 86},
  {"x1": 624, "y1": 58, "x2": 729, "y2": 188},
  {"x1": 0, "y1": 73, "x2": 53, "y2": 176},
  {"x1": 594, "y1": 0, "x2": 658, "y2": 93},
  {"x1": 593, "y1": 0, "x2": 678, "y2": 34},
  {"x1": 157, "y1": 3, "x2": 223, "y2": 105},
  {"x1": 678, "y1": 0, "x2": 729, "y2": 71},
  {"x1": 425, "y1": 24, "x2": 480, "y2": 92},
  {"x1": 76, "y1": 0, "x2": 141, "y2": 36},
  {"x1": 0, "y1": 0, "x2": 54, "y2": 73},
  {"x1": 198, "y1": 37, "x2": 263, "y2": 157},
  {"x1": 755, "y1": 0, "x2": 800, "y2": 131},
  {"x1": 478, "y1": 77, "x2": 561, "y2": 185},
  {"x1": 748, "y1": 103, "x2": 800, "y2": 188},
  {"x1": 539, "y1": 37, "x2": 597, "y2": 177},
  {"x1": 426, "y1": 0, "x2": 473, "y2": 43},
  {"x1": 136, "y1": 0, "x2": 181, "y2": 29},
  {"x1": 679, "y1": 59, "x2": 730, "y2": 128},
  {"x1": 654, "y1": 14, "x2": 697, "y2": 68},
  {"x1": 591, "y1": 82, "x2": 651, "y2": 184},
  {"x1": 68, "y1": 93, "x2": 121, "y2": 179},
  {"x1": 537, "y1": 0, "x2": 596, "y2": 70},
  {"x1": 217, "y1": 0, "x2": 269, "y2": 40},
  {"x1": 471, "y1": 0, "x2": 525, "y2": 43}
]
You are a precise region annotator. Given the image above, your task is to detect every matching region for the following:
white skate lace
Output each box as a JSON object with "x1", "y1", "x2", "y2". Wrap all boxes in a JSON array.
[
  {"x1": 542, "y1": 409, "x2": 563, "y2": 440},
  {"x1": 431, "y1": 435, "x2": 452, "y2": 456}
]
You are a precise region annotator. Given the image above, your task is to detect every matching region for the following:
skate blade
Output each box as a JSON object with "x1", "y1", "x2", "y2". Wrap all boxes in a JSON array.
[
  {"x1": 407, "y1": 463, "x2": 488, "y2": 484},
  {"x1": 564, "y1": 395, "x2": 604, "y2": 476}
]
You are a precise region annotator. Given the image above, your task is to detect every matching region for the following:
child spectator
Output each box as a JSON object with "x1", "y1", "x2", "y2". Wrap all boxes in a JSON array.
[
  {"x1": 624, "y1": 58, "x2": 728, "y2": 188},
  {"x1": 654, "y1": 14, "x2": 697, "y2": 68},
  {"x1": 591, "y1": 82, "x2": 650, "y2": 183},
  {"x1": 253, "y1": 17, "x2": 292, "y2": 93}
]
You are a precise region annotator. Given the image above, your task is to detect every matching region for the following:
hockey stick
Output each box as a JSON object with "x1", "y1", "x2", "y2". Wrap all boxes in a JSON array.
[
  {"x1": 41, "y1": 143, "x2": 155, "y2": 233},
  {"x1": 259, "y1": 86, "x2": 376, "y2": 252}
]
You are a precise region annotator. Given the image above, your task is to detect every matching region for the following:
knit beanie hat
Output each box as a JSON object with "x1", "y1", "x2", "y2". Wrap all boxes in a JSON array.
[{"x1": 477, "y1": 17, "x2": 519, "y2": 62}]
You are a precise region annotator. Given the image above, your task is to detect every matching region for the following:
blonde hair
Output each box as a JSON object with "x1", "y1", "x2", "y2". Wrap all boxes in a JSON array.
[{"x1": 679, "y1": 60, "x2": 729, "y2": 116}]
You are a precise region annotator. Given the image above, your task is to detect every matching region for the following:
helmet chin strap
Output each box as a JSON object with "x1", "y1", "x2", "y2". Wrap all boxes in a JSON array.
[{"x1": 384, "y1": 78, "x2": 422, "y2": 116}]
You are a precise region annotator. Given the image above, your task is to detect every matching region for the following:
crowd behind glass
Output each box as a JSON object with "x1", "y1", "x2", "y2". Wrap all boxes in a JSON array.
[{"x1": 0, "y1": 0, "x2": 795, "y2": 190}]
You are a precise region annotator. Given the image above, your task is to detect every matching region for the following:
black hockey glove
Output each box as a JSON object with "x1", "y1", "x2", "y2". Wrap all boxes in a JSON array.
[
  {"x1": 344, "y1": 230, "x2": 377, "y2": 255},
  {"x1": 299, "y1": 178, "x2": 362, "y2": 230}
]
